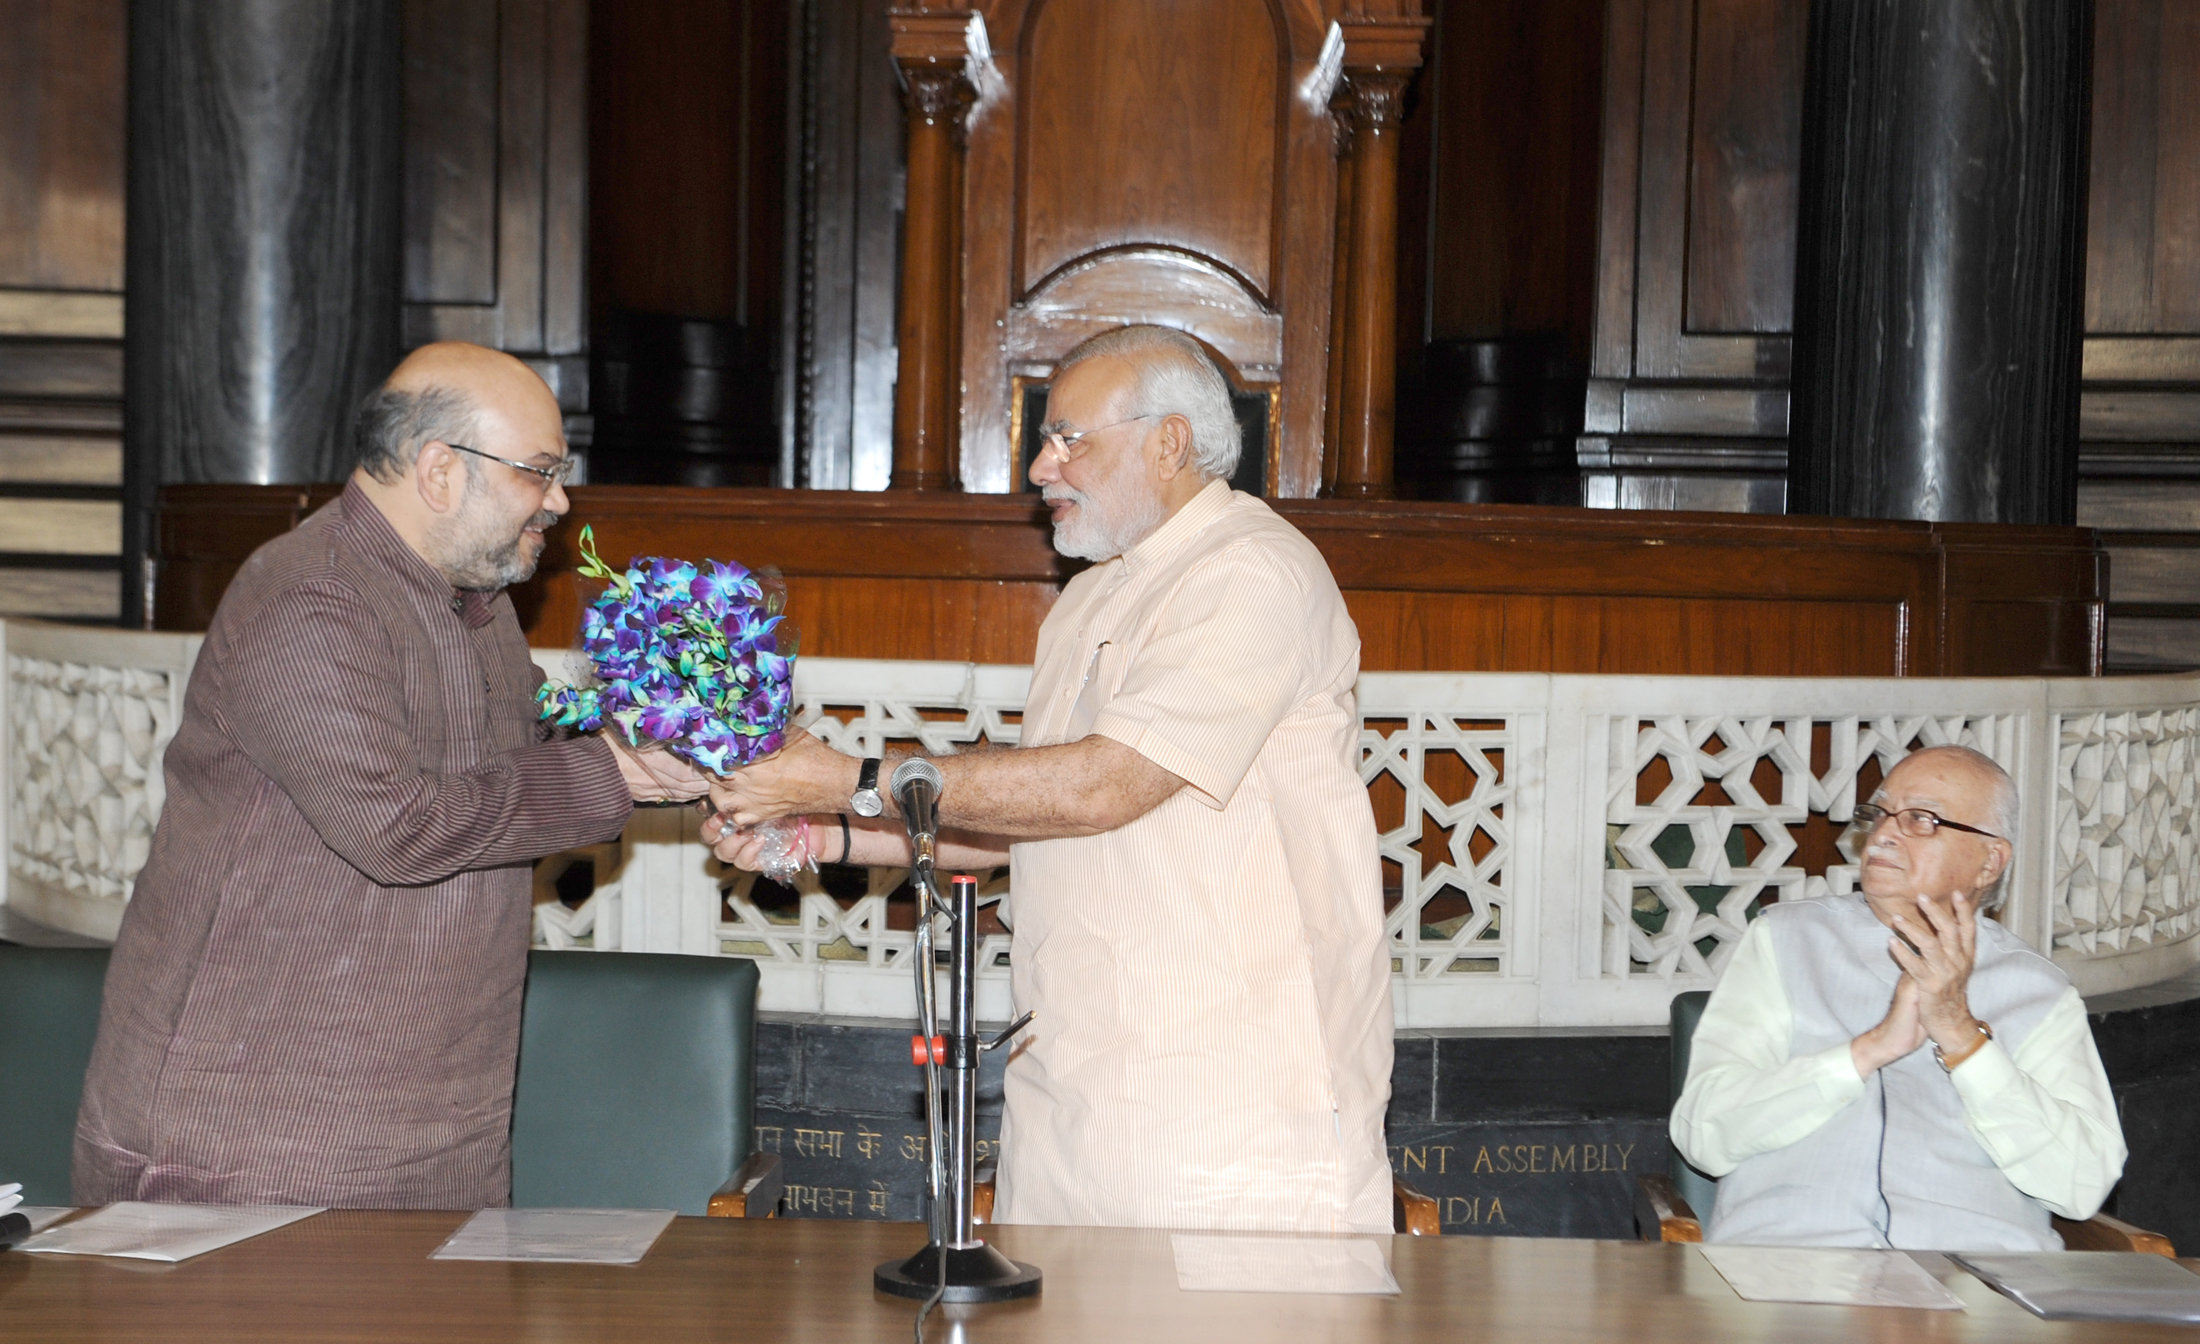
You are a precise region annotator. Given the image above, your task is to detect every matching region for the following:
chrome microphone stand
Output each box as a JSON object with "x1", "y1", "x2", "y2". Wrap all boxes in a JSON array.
[{"x1": 875, "y1": 759, "x2": 1041, "y2": 1304}]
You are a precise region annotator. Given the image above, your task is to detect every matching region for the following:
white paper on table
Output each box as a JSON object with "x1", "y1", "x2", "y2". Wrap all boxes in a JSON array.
[
  {"x1": 15, "y1": 1202, "x2": 322, "y2": 1263},
  {"x1": 430, "y1": 1208, "x2": 676, "y2": 1265},
  {"x1": 1699, "y1": 1244, "x2": 1967, "y2": 1310},
  {"x1": 19, "y1": 1207, "x2": 78, "y2": 1233},
  {"x1": 1171, "y1": 1234, "x2": 1401, "y2": 1295},
  {"x1": 1, "y1": 1181, "x2": 20, "y2": 1215}
]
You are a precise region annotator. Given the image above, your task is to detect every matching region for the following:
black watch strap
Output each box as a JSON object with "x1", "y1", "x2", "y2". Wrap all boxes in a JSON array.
[{"x1": 851, "y1": 755, "x2": 885, "y2": 817}]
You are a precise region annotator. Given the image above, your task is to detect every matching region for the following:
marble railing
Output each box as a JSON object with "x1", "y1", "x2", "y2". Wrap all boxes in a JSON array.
[{"x1": 8, "y1": 618, "x2": 2198, "y2": 1027}]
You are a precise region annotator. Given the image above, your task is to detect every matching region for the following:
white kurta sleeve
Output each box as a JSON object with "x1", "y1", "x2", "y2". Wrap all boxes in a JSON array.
[
  {"x1": 1947, "y1": 984, "x2": 2128, "y2": 1220},
  {"x1": 1670, "y1": 918, "x2": 1867, "y2": 1176}
]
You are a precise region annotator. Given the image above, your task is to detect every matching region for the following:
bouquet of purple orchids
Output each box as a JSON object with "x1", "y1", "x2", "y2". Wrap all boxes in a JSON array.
[{"x1": 537, "y1": 526, "x2": 797, "y2": 775}]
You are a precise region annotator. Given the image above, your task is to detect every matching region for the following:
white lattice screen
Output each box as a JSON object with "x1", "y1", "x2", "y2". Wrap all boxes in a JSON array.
[{"x1": 9, "y1": 621, "x2": 2200, "y2": 1027}]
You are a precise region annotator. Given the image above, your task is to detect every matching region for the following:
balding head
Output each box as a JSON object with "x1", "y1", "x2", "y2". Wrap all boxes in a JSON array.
[
  {"x1": 1858, "y1": 743, "x2": 2017, "y2": 919},
  {"x1": 350, "y1": 343, "x2": 572, "y2": 591},
  {"x1": 354, "y1": 342, "x2": 562, "y2": 482}
]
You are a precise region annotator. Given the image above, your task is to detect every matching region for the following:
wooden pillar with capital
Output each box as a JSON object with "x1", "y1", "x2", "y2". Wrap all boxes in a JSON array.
[
  {"x1": 1326, "y1": 14, "x2": 1428, "y2": 500},
  {"x1": 888, "y1": 10, "x2": 983, "y2": 492}
]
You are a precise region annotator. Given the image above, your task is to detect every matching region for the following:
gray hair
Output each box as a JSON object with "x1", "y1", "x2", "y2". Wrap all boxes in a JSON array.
[
  {"x1": 1893, "y1": 744, "x2": 2020, "y2": 909},
  {"x1": 353, "y1": 383, "x2": 480, "y2": 483},
  {"x1": 1053, "y1": 325, "x2": 1243, "y2": 481}
]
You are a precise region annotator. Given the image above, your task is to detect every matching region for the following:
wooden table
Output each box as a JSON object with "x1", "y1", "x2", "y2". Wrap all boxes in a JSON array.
[{"x1": 2, "y1": 1212, "x2": 2195, "y2": 1342}]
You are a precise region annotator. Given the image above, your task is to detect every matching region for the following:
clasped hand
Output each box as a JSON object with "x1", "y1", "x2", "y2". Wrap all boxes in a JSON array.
[
  {"x1": 605, "y1": 733, "x2": 714, "y2": 803},
  {"x1": 1850, "y1": 891, "x2": 1984, "y2": 1075},
  {"x1": 705, "y1": 728, "x2": 853, "y2": 827}
]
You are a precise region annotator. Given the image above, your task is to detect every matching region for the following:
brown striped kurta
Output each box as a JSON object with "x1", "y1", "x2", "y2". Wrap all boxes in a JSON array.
[{"x1": 74, "y1": 483, "x2": 632, "y2": 1209}]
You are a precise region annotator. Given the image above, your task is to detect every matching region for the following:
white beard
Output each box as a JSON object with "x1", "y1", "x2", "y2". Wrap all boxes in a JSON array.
[{"x1": 1044, "y1": 451, "x2": 1166, "y2": 561}]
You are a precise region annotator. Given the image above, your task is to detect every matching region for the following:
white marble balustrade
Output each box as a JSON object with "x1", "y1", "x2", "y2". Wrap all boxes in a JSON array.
[{"x1": 7, "y1": 618, "x2": 2198, "y2": 1027}]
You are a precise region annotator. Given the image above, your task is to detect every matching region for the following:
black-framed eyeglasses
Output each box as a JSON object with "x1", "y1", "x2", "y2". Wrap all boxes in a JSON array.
[
  {"x1": 449, "y1": 442, "x2": 575, "y2": 488},
  {"x1": 1849, "y1": 802, "x2": 2000, "y2": 841},
  {"x1": 1041, "y1": 414, "x2": 1154, "y2": 465}
]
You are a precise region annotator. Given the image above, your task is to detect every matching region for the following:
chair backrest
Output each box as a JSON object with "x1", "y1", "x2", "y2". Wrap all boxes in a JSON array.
[
  {"x1": 1667, "y1": 989, "x2": 1719, "y2": 1220},
  {"x1": 510, "y1": 951, "x2": 760, "y2": 1215},
  {"x1": 0, "y1": 945, "x2": 112, "y2": 1203}
]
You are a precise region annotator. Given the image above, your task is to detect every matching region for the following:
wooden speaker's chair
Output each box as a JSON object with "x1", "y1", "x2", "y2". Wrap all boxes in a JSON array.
[
  {"x1": 971, "y1": 1172, "x2": 1441, "y2": 1236},
  {"x1": 512, "y1": 951, "x2": 782, "y2": 1217},
  {"x1": 0, "y1": 944, "x2": 112, "y2": 1205},
  {"x1": 1635, "y1": 989, "x2": 2172, "y2": 1255}
]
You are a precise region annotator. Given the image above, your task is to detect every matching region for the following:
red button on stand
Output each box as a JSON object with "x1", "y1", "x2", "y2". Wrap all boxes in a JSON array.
[{"x1": 910, "y1": 1034, "x2": 945, "y2": 1067}]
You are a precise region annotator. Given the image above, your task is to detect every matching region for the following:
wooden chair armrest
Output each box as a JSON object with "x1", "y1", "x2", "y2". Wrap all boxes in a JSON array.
[
  {"x1": 972, "y1": 1171, "x2": 996, "y2": 1225},
  {"x1": 707, "y1": 1151, "x2": 784, "y2": 1218},
  {"x1": 2054, "y1": 1211, "x2": 2176, "y2": 1256},
  {"x1": 1393, "y1": 1176, "x2": 1441, "y2": 1236},
  {"x1": 1633, "y1": 1173, "x2": 1702, "y2": 1243}
]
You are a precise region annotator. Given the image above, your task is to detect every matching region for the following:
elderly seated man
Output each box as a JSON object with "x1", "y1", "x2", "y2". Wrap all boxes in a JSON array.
[{"x1": 1670, "y1": 744, "x2": 2126, "y2": 1250}]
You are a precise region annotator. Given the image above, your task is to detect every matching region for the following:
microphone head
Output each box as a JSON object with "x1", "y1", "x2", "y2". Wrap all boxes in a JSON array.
[{"x1": 891, "y1": 756, "x2": 944, "y2": 797}]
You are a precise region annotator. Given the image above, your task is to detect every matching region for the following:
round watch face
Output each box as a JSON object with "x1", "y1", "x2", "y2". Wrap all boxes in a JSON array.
[{"x1": 852, "y1": 789, "x2": 884, "y2": 818}]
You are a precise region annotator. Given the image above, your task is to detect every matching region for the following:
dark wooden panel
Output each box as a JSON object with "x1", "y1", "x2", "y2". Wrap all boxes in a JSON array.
[
  {"x1": 0, "y1": 341, "x2": 122, "y2": 398},
  {"x1": 401, "y1": 0, "x2": 499, "y2": 306},
  {"x1": 2086, "y1": 0, "x2": 2200, "y2": 339},
  {"x1": 155, "y1": 485, "x2": 2105, "y2": 677},
  {"x1": 1420, "y1": 0, "x2": 1604, "y2": 360},
  {"x1": 588, "y1": 0, "x2": 785, "y2": 325},
  {"x1": 0, "y1": 0, "x2": 125, "y2": 293},
  {"x1": 1603, "y1": 0, "x2": 1797, "y2": 384},
  {"x1": 401, "y1": 0, "x2": 588, "y2": 381},
  {"x1": 1015, "y1": 0, "x2": 1281, "y2": 300},
  {"x1": 1682, "y1": 0, "x2": 1802, "y2": 336},
  {"x1": 778, "y1": 0, "x2": 900, "y2": 490},
  {"x1": 2086, "y1": 0, "x2": 2163, "y2": 337}
]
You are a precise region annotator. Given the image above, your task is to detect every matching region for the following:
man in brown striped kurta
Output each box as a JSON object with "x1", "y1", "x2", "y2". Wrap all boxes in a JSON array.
[{"x1": 75, "y1": 343, "x2": 705, "y2": 1209}]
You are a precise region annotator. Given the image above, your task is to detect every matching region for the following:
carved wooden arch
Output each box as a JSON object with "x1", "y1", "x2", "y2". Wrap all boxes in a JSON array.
[{"x1": 948, "y1": 0, "x2": 1349, "y2": 496}]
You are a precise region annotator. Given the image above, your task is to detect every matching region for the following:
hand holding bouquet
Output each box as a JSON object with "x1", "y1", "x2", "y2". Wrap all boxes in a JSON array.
[
  {"x1": 538, "y1": 527, "x2": 813, "y2": 878},
  {"x1": 537, "y1": 525, "x2": 797, "y2": 774}
]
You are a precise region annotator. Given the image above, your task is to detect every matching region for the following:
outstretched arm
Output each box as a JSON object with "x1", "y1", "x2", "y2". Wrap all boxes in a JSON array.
[
  {"x1": 708, "y1": 729, "x2": 1185, "y2": 841},
  {"x1": 708, "y1": 811, "x2": 1011, "y2": 871}
]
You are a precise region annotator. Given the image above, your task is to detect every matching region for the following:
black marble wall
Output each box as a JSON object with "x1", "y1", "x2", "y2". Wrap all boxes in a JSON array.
[
  {"x1": 754, "y1": 1019, "x2": 1671, "y2": 1238},
  {"x1": 1788, "y1": 0, "x2": 2094, "y2": 525},
  {"x1": 2088, "y1": 979, "x2": 2200, "y2": 1255},
  {"x1": 124, "y1": 0, "x2": 401, "y2": 621},
  {"x1": 759, "y1": 1001, "x2": 2200, "y2": 1246}
]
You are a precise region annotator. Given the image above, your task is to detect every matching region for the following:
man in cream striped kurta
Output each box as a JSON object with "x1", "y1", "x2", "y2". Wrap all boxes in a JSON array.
[
  {"x1": 998, "y1": 474, "x2": 1393, "y2": 1232},
  {"x1": 708, "y1": 325, "x2": 1393, "y2": 1233}
]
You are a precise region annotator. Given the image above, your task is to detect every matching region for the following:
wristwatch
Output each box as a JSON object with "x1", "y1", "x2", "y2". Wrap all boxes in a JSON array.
[
  {"x1": 851, "y1": 756, "x2": 885, "y2": 817},
  {"x1": 1933, "y1": 1019, "x2": 1993, "y2": 1073}
]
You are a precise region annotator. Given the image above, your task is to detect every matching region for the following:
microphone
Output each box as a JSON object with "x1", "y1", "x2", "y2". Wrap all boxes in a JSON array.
[{"x1": 891, "y1": 757, "x2": 944, "y2": 875}]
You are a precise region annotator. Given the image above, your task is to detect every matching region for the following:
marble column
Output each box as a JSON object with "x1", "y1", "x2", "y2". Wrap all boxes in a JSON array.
[
  {"x1": 1787, "y1": 0, "x2": 2094, "y2": 525},
  {"x1": 124, "y1": 0, "x2": 401, "y2": 620}
]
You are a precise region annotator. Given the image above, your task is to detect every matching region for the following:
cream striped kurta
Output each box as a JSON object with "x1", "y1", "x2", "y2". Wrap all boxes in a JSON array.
[{"x1": 996, "y1": 479, "x2": 1394, "y2": 1233}]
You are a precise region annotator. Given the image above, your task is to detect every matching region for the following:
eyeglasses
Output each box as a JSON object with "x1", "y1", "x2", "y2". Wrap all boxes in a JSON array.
[
  {"x1": 1041, "y1": 414, "x2": 1153, "y2": 465},
  {"x1": 448, "y1": 442, "x2": 575, "y2": 489},
  {"x1": 1849, "y1": 802, "x2": 2000, "y2": 841}
]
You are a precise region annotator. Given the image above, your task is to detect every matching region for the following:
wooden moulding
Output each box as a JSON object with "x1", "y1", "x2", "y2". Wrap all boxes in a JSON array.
[
  {"x1": 2053, "y1": 1211, "x2": 2177, "y2": 1257},
  {"x1": 707, "y1": 1152, "x2": 785, "y2": 1219},
  {"x1": 153, "y1": 484, "x2": 2106, "y2": 678},
  {"x1": 1631, "y1": 1173, "x2": 1702, "y2": 1243}
]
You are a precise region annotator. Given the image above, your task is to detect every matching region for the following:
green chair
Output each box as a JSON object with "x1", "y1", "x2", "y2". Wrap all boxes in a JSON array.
[
  {"x1": 1635, "y1": 988, "x2": 2172, "y2": 1254},
  {"x1": 511, "y1": 950, "x2": 781, "y2": 1217},
  {"x1": 0, "y1": 945, "x2": 112, "y2": 1205}
]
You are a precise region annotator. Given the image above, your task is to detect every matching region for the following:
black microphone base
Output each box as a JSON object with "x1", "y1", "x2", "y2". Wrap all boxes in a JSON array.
[{"x1": 874, "y1": 1240, "x2": 1043, "y2": 1302}]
